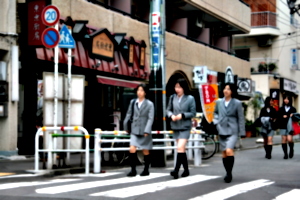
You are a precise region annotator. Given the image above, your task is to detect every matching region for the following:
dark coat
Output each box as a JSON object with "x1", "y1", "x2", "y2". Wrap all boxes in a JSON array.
[
  {"x1": 278, "y1": 106, "x2": 297, "y2": 129},
  {"x1": 259, "y1": 107, "x2": 277, "y2": 119}
]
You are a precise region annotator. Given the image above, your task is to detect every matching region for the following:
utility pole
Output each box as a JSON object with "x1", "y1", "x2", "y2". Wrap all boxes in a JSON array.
[{"x1": 149, "y1": 0, "x2": 167, "y2": 167}]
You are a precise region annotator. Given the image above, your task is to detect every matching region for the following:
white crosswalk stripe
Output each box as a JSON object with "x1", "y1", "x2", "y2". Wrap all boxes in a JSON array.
[
  {"x1": 89, "y1": 174, "x2": 220, "y2": 198},
  {"x1": 36, "y1": 173, "x2": 168, "y2": 194},
  {"x1": 189, "y1": 179, "x2": 274, "y2": 200},
  {"x1": 274, "y1": 189, "x2": 300, "y2": 200},
  {"x1": 0, "y1": 179, "x2": 79, "y2": 190}
]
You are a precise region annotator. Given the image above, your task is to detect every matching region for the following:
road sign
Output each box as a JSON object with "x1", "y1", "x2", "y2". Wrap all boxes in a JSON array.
[
  {"x1": 58, "y1": 25, "x2": 75, "y2": 49},
  {"x1": 41, "y1": 28, "x2": 60, "y2": 48},
  {"x1": 41, "y1": 5, "x2": 60, "y2": 26}
]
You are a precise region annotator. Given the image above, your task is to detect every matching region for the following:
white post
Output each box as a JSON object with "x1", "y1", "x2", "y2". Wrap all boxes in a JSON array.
[
  {"x1": 47, "y1": 131, "x2": 53, "y2": 169},
  {"x1": 66, "y1": 47, "x2": 72, "y2": 164},
  {"x1": 35, "y1": 129, "x2": 42, "y2": 172},
  {"x1": 188, "y1": 134, "x2": 193, "y2": 160},
  {"x1": 194, "y1": 134, "x2": 202, "y2": 166},
  {"x1": 94, "y1": 129, "x2": 101, "y2": 173},
  {"x1": 52, "y1": 23, "x2": 59, "y2": 168}
]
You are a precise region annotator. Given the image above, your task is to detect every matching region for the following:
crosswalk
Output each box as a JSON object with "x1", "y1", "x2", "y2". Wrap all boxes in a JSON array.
[{"x1": 0, "y1": 172, "x2": 298, "y2": 200}]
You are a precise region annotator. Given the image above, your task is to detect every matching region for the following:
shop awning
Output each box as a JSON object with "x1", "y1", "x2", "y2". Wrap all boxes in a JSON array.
[{"x1": 97, "y1": 76, "x2": 141, "y2": 88}]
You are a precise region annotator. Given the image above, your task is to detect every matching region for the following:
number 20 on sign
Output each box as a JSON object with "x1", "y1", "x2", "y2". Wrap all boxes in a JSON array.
[{"x1": 41, "y1": 5, "x2": 60, "y2": 27}]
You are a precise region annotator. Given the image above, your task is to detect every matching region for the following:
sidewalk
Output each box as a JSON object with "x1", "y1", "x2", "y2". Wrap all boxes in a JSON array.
[{"x1": 1, "y1": 135, "x2": 299, "y2": 177}]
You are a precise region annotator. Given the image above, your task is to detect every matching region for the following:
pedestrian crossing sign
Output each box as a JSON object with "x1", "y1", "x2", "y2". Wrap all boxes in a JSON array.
[{"x1": 58, "y1": 25, "x2": 75, "y2": 49}]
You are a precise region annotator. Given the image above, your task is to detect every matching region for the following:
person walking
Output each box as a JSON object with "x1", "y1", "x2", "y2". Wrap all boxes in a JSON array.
[
  {"x1": 167, "y1": 78, "x2": 196, "y2": 179},
  {"x1": 213, "y1": 83, "x2": 245, "y2": 183},
  {"x1": 124, "y1": 84, "x2": 154, "y2": 176},
  {"x1": 278, "y1": 95, "x2": 297, "y2": 159},
  {"x1": 259, "y1": 97, "x2": 277, "y2": 159}
]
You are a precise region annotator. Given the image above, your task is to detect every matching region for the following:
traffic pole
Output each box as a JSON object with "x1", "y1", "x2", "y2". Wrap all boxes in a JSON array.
[
  {"x1": 52, "y1": 22, "x2": 59, "y2": 168},
  {"x1": 149, "y1": 0, "x2": 167, "y2": 167},
  {"x1": 66, "y1": 47, "x2": 72, "y2": 165}
]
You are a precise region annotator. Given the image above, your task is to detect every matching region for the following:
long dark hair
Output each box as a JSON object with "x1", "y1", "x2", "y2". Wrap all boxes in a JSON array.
[
  {"x1": 282, "y1": 95, "x2": 293, "y2": 107},
  {"x1": 224, "y1": 83, "x2": 238, "y2": 98},
  {"x1": 175, "y1": 78, "x2": 189, "y2": 95},
  {"x1": 264, "y1": 96, "x2": 272, "y2": 108}
]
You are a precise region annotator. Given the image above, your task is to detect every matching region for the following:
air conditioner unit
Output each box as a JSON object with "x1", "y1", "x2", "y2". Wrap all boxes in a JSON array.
[{"x1": 258, "y1": 37, "x2": 272, "y2": 47}]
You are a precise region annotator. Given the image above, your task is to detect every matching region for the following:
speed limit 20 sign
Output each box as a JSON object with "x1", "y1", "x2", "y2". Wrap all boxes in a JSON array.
[{"x1": 41, "y1": 5, "x2": 60, "y2": 26}]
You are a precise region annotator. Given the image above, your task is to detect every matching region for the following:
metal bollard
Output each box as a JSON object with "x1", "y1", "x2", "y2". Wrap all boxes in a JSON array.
[
  {"x1": 193, "y1": 134, "x2": 202, "y2": 166},
  {"x1": 188, "y1": 134, "x2": 194, "y2": 160},
  {"x1": 94, "y1": 129, "x2": 101, "y2": 174}
]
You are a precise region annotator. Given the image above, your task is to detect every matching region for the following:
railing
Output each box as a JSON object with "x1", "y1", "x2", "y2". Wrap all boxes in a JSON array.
[
  {"x1": 251, "y1": 11, "x2": 277, "y2": 28},
  {"x1": 35, "y1": 126, "x2": 90, "y2": 175},
  {"x1": 93, "y1": 129, "x2": 205, "y2": 174}
]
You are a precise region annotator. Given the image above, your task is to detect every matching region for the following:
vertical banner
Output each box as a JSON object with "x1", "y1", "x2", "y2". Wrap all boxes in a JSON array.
[
  {"x1": 28, "y1": 0, "x2": 46, "y2": 46},
  {"x1": 270, "y1": 89, "x2": 280, "y2": 111},
  {"x1": 199, "y1": 84, "x2": 219, "y2": 123}
]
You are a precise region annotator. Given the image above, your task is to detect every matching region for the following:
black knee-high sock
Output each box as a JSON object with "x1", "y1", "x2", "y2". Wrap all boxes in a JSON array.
[
  {"x1": 264, "y1": 145, "x2": 267, "y2": 158},
  {"x1": 222, "y1": 157, "x2": 228, "y2": 173},
  {"x1": 129, "y1": 153, "x2": 137, "y2": 172},
  {"x1": 282, "y1": 144, "x2": 288, "y2": 159},
  {"x1": 289, "y1": 143, "x2": 294, "y2": 158},
  {"x1": 181, "y1": 153, "x2": 189, "y2": 172},
  {"x1": 226, "y1": 156, "x2": 234, "y2": 176},
  {"x1": 268, "y1": 145, "x2": 272, "y2": 158},
  {"x1": 174, "y1": 153, "x2": 183, "y2": 172},
  {"x1": 143, "y1": 154, "x2": 151, "y2": 172}
]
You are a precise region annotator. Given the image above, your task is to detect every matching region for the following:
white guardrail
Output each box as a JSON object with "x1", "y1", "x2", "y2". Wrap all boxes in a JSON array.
[
  {"x1": 35, "y1": 126, "x2": 90, "y2": 175},
  {"x1": 94, "y1": 129, "x2": 205, "y2": 174}
]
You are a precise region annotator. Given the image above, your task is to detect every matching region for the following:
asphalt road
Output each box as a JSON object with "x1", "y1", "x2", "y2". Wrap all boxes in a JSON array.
[{"x1": 0, "y1": 143, "x2": 299, "y2": 200}]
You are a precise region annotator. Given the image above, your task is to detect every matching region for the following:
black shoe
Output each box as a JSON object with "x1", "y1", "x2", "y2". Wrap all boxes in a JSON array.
[
  {"x1": 224, "y1": 173, "x2": 232, "y2": 183},
  {"x1": 283, "y1": 155, "x2": 288, "y2": 159},
  {"x1": 170, "y1": 170, "x2": 179, "y2": 179},
  {"x1": 127, "y1": 170, "x2": 137, "y2": 177},
  {"x1": 266, "y1": 154, "x2": 272, "y2": 159},
  {"x1": 181, "y1": 170, "x2": 189, "y2": 177},
  {"x1": 140, "y1": 170, "x2": 150, "y2": 176}
]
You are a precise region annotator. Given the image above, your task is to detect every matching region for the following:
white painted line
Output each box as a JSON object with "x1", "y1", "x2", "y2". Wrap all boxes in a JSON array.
[
  {"x1": 60, "y1": 172, "x2": 122, "y2": 178},
  {"x1": 0, "y1": 174, "x2": 41, "y2": 179},
  {"x1": 36, "y1": 173, "x2": 168, "y2": 194},
  {"x1": 189, "y1": 179, "x2": 274, "y2": 200},
  {"x1": 0, "y1": 179, "x2": 79, "y2": 190},
  {"x1": 274, "y1": 189, "x2": 300, "y2": 200},
  {"x1": 90, "y1": 174, "x2": 220, "y2": 198}
]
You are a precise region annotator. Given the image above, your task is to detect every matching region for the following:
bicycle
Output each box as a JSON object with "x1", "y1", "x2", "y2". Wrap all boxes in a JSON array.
[{"x1": 196, "y1": 126, "x2": 218, "y2": 160}]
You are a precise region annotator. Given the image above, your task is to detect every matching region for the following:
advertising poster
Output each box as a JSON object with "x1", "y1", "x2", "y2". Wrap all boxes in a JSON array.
[
  {"x1": 270, "y1": 89, "x2": 280, "y2": 111},
  {"x1": 199, "y1": 84, "x2": 219, "y2": 123}
]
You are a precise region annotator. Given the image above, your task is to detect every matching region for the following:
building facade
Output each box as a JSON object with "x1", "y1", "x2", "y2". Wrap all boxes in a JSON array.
[
  {"x1": 0, "y1": 0, "x2": 18, "y2": 156},
  {"x1": 234, "y1": 0, "x2": 300, "y2": 119},
  {"x1": 10, "y1": 0, "x2": 251, "y2": 155}
]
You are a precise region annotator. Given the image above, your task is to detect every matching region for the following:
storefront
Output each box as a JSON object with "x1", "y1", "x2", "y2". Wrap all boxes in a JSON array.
[{"x1": 18, "y1": 16, "x2": 149, "y2": 154}]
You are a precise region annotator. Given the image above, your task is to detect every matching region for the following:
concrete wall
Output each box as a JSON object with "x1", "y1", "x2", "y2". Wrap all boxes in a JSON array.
[
  {"x1": 0, "y1": 0, "x2": 18, "y2": 155},
  {"x1": 188, "y1": 0, "x2": 251, "y2": 33},
  {"x1": 53, "y1": 0, "x2": 251, "y2": 86}
]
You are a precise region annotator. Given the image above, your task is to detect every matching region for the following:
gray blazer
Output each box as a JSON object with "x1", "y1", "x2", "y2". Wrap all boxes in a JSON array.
[
  {"x1": 123, "y1": 99, "x2": 154, "y2": 135},
  {"x1": 167, "y1": 94, "x2": 196, "y2": 130},
  {"x1": 213, "y1": 98, "x2": 245, "y2": 136}
]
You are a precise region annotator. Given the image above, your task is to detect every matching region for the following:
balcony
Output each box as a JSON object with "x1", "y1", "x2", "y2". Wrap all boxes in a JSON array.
[
  {"x1": 235, "y1": 11, "x2": 280, "y2": 37},
  {"x1": 251, "y1": 11, "x2": 277, "y2": 28}
]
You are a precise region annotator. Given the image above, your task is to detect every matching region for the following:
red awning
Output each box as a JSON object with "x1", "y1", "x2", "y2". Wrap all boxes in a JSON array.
[{"x1": 97, "y1": 76, "x2": 141, "y2": 88}]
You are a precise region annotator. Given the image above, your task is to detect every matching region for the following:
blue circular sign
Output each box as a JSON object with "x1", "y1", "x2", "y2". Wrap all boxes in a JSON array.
[{"x1": 41, "y1": 28, "x2": 60, "y2": 48}]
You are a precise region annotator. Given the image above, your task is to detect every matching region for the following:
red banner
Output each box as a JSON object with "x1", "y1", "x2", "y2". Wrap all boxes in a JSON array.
[
  {"x1": 199, "y1": 84, "x2": 219, "y2": 123},
  {"x1": 28, "y1": 0, "x2": 46, "y2": 46}
]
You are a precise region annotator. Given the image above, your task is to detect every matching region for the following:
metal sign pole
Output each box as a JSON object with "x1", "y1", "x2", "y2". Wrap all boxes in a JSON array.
[
  {"x1": 67, "y1": 47, "x2": 72, "y2": 164},
  {"x1": 52, "y1": 23, "x2": 59, "y2": 168}
]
